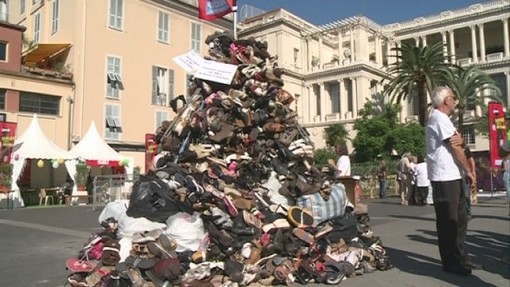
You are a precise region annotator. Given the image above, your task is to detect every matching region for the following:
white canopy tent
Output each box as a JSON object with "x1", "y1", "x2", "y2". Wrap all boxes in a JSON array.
[
  {"x1": 66, "y1": 122, "x2": 133, "y2": 197},
  {"x1": 6, "y1": 114, "x2": 71, "y2": 208}
]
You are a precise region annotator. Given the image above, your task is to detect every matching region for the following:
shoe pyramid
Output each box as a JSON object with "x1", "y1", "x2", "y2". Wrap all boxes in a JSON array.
[{"x1": 64, "y1": 31, "x2": 392, "y2": 287}]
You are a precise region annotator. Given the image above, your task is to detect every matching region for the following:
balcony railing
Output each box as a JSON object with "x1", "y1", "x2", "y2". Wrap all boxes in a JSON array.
[
  {"x1": 457, "y1": 58, "x2": 472, "y2": 66},
  {"x1": 486, "y1": 52, "x2": 504, "y2": 63}
]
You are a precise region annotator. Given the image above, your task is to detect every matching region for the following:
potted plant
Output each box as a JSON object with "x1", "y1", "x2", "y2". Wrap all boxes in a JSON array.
[
  {"x1": 75, "y1": 163, "x2": 89, "y2": 191},
  {"x1": 0, "y1": 162, "x2": 13, "y2": 192}
]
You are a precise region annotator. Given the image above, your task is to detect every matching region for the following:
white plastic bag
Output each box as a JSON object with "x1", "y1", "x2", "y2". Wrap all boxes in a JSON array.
[{"x1": 166, "y1": 212, "x2": 205, "y2": 252}]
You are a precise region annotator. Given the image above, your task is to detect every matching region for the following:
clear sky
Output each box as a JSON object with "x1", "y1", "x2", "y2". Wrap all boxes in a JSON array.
[{"x1": 237, "y1": 0, "x2": 491, "y2": 26}]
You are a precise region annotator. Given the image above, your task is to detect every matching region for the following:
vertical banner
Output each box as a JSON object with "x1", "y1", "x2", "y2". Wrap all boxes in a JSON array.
[
  {"x1": 145, "y1": 133, "x2": 158, "y2": 173},
  {"x1": 488, "y1": 102, "x2": 508, "y2": 168},
  {"x1": 198, "y1": 0, "x2": 233, "y2": 20},
  {"x1": 0, "y1": 122, "x2": 17, "y2": 163}
]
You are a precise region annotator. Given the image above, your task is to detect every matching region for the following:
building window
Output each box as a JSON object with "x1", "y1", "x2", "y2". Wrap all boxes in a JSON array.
[
  {"x1": 158, "y1": 11, "x2": 169, "y2": 43},
  {"x1": 313, "y1": 85, "x2": 320, "y2": 116},
  {"x1": 191, "y1": 23, "x2": 201, "y2": 52},
  {"x1": 329, "y1": 82, "x2": 340, "y2": 114},
  {"x1": 0, "y1": 89, "x2": 5, "y2": 110},
  {"x1": 152, "y1": 66, "x2": 174, "y2": 106},
  {"x1": 463, "y1": 125, "x2": 475, "y2": 145},
  {"x1": 51, "y1": 0, "x2": 59, "y2": 34},
  {"x1": 0, "y1": 42, "x2": 6, "y2": 61},
  {"x1": 33, "y1": 13, "x2": 41, "y2": 43},
  {"x1": 106, "y1": 56, "x2": 123, "y2": 99},
  {"x1": 109, "y1": 0, "x2": 123, "y2": 30},
  {"x1": 105, "y1": 104, "x2": 121, "y2": 140},
  {"x1": 19, "y1": 92, "x2": 60, "y2": 115},
  {"x1": 20, "y1": 0, "x2": 25, "y2": 15},
  {"x1": 156, "y1": 111, "x2": 168, "y2": 129},
  {"x1": 293, "y1": 48, "x2": 299, "y2": 65}
]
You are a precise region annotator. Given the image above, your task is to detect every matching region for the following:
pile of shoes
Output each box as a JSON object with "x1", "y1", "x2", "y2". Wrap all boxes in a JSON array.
[{"x1": 65, "y1": 32, "x2": 393, "y2": 287}]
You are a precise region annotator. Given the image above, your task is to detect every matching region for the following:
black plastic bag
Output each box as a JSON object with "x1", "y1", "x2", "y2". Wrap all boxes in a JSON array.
[{"x1": 126, "y1": 175, "x2": 193, "y2": 223}]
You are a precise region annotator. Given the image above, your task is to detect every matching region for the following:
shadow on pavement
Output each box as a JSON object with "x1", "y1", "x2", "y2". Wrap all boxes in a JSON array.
[
  {"x1": 406, "y1": 228, "x2": 510, "y2": 281},
  {"x1": 389, "y1": 214, "x2": 436, "y2": 222},
  {"x1": 385, "y1": 246, "x2": 500, "y2": 287}
]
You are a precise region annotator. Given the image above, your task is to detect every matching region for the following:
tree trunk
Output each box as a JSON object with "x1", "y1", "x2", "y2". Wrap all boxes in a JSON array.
[
  {"x1": 418, "y1": 82, "x2": 428, "y2": 127},
  {"x1": 458, "y1": 109, "x2": 464, "y2": 132}
]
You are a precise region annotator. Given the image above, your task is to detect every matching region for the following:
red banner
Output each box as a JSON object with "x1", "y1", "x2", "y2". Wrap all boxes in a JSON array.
[
  {"x1": 488, "y1": 101, "x2": 508, "y2": 168},
  {"x1": 145, "y1": 133, "x2": 158, "y2": 172},
  {"x1": 198, "y1": 0, "x2": 234, "y2": 20},
  {"x1": 0, "y1": 122, "x2": 17, "y2": 163}
]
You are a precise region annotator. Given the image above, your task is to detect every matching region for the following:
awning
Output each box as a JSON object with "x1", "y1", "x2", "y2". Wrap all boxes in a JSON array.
[{"x1": 23, "y1": 43, "x2": 71, "y2": 65}]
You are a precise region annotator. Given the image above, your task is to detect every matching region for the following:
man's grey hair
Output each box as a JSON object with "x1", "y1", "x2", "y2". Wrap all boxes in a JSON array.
[{"x1": 431, "y1": 86, "x2": 453, "y2": 107}]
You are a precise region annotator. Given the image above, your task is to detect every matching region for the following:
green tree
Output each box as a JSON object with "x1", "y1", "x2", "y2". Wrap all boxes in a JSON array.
[
  {"x1": 323, "y1": 123, "x2": 349, "y2": 147},
  {"x1": 384, "y1": 42, "x2": 452, "y2": 126},
  {"x1": 448, "y1": 65, "x2": 502, "y2": 131},
  {"x1": 352, "y1": 102, "x2": 425, "y2": 162}
]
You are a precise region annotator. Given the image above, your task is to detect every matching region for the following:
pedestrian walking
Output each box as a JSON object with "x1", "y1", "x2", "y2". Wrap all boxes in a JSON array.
[{"x1": 426, "y1": 86, "x2": 478, "y2": 276}]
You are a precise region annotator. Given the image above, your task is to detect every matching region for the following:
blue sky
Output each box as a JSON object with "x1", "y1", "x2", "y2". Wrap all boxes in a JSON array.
[{"x1": 237, "y1": 0, "x2": 489, "y2": 25}]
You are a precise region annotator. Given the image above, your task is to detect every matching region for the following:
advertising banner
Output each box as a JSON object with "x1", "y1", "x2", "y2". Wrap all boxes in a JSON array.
[
  {"x1": 488, "y1": 102, "x2": 508, "y2": 168},
  {"x1": 0, "y1": 122, "x2": 17, "y2": 163}
]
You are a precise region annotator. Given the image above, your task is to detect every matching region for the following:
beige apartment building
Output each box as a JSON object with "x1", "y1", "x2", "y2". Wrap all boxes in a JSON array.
[
  {"x1": 2, "y1": 0, "x2": 509, "y2": 172},
  {"x1": 239, "y1": 0, "x2": 510, "y2": 151},
  {"x1": 4, "y1": 0, "x2": 232, "y2": 172}
]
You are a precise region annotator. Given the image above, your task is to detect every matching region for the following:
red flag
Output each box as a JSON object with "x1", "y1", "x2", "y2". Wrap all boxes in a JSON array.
[{"x1": 198, "y1": 0, "x2": 234, "y2": 20}]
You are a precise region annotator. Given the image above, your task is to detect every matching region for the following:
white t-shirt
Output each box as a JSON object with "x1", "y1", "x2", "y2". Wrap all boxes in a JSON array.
[
  {"x1": 426, "y1": 109, "x2": 462, "y2": 181},
  {"x1": 415, "y1": 162, "x2": 430, "y2": 187},
  {"x1": 336, "y1": 155, "x2": 351, "y2": 177}
]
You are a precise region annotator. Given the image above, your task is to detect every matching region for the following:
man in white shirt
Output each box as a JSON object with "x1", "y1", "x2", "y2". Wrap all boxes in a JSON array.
[{"x1": 426, "y1": 86, "x2": 476, "y2": 276}]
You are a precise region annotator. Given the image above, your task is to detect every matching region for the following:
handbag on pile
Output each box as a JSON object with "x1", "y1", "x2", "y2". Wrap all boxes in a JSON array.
[{"x1": 296, "y1": 183, "x2": 349, "y2": 226}]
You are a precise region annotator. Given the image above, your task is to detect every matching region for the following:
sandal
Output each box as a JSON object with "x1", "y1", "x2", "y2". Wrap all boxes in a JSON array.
[
  {"x1": 287, "y1": 206, "x2": 315, "y2": 228},
  {"x1": 128, "y1": 267, "x2": 148, "y2": 287}
]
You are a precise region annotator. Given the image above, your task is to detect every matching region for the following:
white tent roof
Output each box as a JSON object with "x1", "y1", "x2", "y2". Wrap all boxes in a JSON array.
[
  {"x1": 13, "y1": 114, "x2": 69, "y2": 159},
  {"x1": 68, "y1": 121, "x2": 123, "y2": 161}
]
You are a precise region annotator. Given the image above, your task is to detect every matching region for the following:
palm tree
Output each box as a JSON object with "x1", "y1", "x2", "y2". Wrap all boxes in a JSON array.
[
  {"x1": 384, "y1": 42, "x2": 452, "y2": 126},
  {"x1": 448, "y1": 65, "x2": 502, "y2": 131},
  {"x1": 324, "y1": 123, "x2": 349, "y2": 147}
]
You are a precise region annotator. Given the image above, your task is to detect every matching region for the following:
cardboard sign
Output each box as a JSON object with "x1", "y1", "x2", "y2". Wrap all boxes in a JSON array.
[
  {"x1": 172, "y1": 50, "x2": 204, "y2": 74},
  {"x1": 194, "y1": 59, "x2": 238, "y2": 85}
]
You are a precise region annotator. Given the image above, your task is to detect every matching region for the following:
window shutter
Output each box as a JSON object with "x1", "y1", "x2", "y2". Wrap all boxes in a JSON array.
[
  {"x1": 168, "y1": 69, "x2": 174, "y2": 103},
  {"x1": 152, "y1": 66, "x2": 158, "y2": 104}
]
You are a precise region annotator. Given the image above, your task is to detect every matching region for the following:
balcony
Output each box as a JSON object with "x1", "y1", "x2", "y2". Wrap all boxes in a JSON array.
[
  {"x1": 326, "y1": 113, "x2": 340, "y2": 121},
  {"x1": 486, "y1": 52, "x2": 504, "y2": 63},
  {"x1": 457, "y1": 58, "x2": 471, "y2": 67}
]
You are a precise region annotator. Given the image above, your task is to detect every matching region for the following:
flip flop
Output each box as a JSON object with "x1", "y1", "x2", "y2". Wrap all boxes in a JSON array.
[
  {"x1": 66, "y1": 257, "x2": 96, "y2": 273},
  {"x1": 287, "y1": 206, "x2": 314, "y2": 228}
]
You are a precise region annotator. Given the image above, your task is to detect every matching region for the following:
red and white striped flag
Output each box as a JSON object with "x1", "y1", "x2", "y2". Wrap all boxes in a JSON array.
[{"x1": 198, "y1": 0, "x2": 234, "y2": 20}]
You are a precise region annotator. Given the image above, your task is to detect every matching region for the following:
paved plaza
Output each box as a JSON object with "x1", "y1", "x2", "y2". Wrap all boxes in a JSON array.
[{"x1": 0, "y1": 195, "x2": 508, "y2": 287}]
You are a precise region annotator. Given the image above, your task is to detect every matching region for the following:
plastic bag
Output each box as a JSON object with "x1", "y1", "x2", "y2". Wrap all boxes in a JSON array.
[{"x1": 166, "y1": 212, "x2": 205, "y2": 252}]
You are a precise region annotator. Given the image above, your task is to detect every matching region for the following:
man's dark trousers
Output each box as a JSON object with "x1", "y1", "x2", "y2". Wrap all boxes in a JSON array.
[{"x1": 431, "y1": 179, "x2": 469, "y2": 268}]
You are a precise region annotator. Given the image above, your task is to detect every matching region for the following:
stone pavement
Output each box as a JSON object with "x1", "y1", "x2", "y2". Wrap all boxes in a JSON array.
[{"x1": 0, "y1": 196, "x2": 508, "y2": 287}]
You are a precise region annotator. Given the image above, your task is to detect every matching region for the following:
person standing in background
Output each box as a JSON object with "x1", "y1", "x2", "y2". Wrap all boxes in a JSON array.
[
  {"x1": 415, "y1": 155, "x2": 430, "y2": 206},
  {"x1": 328, "y1": 143, "x2": 351, "y2": 177},
  {"x1": 503, "y1": 154, "x2": 510, "y2": 204},
  {"x1": 398, "y1": 152, "x2": 413, "y2": 205},
  {"x1": 408, "y1": 155, "x2": 417, "y2": 205},
  {"x1": 378, "y1": 159, "x2": 387, "y2": 198},
  {"x1": 426, "y1": 86, "x2": 477, "y2": 276}
]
